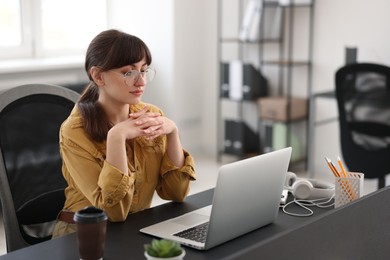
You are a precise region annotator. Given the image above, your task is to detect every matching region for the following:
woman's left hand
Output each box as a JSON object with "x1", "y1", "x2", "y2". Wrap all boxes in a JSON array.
[{"x1": 129, "y1": 107, "x2": 177, "y2": 140}]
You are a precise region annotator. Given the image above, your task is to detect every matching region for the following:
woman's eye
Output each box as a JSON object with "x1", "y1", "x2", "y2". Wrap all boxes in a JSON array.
[{"x1": 124, "y1": 71, "x2": 136, "y2": 76}]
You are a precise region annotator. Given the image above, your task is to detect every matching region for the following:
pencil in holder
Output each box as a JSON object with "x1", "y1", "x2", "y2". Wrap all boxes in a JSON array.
[{"x1": 335, "y1": 172, "x2": 364, "y2": 208}]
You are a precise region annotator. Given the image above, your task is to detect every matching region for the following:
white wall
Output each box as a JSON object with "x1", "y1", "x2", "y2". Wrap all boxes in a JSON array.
[
  {"x1": 313, "y1": 0, "x2": 390, "y2": 93},
  {"x1": 174, "y1": 1, "x2": 218, "y2": 155},
  {"x1": 108, "y1": 0, "x2": 175, "y2": 117},
  {"x1": 108, "y1": 0, "x2": 218, "y2": 155}
]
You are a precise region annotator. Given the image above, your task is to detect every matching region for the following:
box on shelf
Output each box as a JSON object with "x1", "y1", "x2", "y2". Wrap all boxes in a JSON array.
[
  {"x1": 224, "y1": 120, "x2": 259, "y2": 156},
  {"x1": 257, "y1": 96, "x2": 307, "y2": 121},
  {"x1": 221, "y1": 61, "x2": 268, "y2": 101}
]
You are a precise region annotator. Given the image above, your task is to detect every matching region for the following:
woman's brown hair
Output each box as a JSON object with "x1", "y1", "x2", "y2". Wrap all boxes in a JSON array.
[{"x1": 78, "y1": 29, "x2": 152, "y2": 142}]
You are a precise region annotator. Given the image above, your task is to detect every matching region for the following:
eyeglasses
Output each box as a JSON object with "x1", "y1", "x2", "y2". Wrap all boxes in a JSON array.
[{"x1": 111, "y1": 68, "x2": 156, "y2": 85}]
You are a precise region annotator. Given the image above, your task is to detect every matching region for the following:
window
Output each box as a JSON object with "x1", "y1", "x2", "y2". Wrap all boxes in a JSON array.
[
  {"x1": 0, "y1": 0, "x2": 108, "y2": 60},
  {"x1": 0, "y1": 0, "x2": 31, "y2": 59},
  {"x1": 0, "y1": 0, "x2": 22, "y2": 47}
]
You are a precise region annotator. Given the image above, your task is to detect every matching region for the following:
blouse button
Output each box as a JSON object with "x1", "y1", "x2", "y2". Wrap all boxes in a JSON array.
[{"x1": 107, "y1": 198, "x2": 113, "y2": 204}]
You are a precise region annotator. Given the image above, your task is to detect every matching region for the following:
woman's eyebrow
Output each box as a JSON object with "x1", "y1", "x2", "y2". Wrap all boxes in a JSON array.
[{"x1": 128, "y1": 63, "x2": 148, "y2": 69}]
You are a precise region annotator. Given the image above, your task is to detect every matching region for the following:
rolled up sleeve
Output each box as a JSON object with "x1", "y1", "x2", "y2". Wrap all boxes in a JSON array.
[
  {"x1": 61, "y1": 129, "x2": 135, "y2": 222},
  {"x1": 98, "y1": 161, "x2": 134, "y2": 207},
  {"x1": 157, "y1": 150, "x2": 197, "y2": 201}
]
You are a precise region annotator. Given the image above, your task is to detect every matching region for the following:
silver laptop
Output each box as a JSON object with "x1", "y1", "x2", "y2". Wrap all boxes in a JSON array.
[{"x1": 140, "y1": 147, "x2": 292, "y2": 250}]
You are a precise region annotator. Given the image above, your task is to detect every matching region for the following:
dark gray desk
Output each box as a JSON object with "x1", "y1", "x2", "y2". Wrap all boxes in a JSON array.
[{"x1": 1, "y1": 186, "x2": 390, "y2": 260}]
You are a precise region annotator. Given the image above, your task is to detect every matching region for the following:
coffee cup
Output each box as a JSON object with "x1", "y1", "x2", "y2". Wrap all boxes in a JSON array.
[{"x1": 73, "y1": 206, "x2": 108, "y2": 260}]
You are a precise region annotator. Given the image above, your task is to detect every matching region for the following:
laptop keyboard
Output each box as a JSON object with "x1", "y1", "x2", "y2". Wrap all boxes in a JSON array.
[{"x1": 173, "y1": 222, "x2": 209, "y2": 243}]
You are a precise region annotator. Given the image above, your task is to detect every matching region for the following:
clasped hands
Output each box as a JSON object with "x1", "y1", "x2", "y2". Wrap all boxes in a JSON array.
[{"x1": 127, "y1": 105, "x2": 177, "y2": 140}]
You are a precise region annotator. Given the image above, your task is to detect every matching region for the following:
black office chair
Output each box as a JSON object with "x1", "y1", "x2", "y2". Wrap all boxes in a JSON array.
[
  {"x1": 0, "y1": 84, "x2": 79, "y2": 252},
  {"x1": 335, "y1": 63, "x2": 390, "y2": 189}
]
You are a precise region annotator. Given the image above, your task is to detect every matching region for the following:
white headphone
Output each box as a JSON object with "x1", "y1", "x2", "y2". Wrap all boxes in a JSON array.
[{"x1": 284, "y1": 172, "x2": 335, "y2": 200}]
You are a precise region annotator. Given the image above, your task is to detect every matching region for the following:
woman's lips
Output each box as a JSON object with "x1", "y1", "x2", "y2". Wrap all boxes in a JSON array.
[{"x1": 130, "y1": 90, "x2": 143, "y2": 96}]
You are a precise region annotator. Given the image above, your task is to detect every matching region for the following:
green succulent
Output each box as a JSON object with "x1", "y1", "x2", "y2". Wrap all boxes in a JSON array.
[{"x1": 144, "y1": 239, "x2": 183, "y2": 258}]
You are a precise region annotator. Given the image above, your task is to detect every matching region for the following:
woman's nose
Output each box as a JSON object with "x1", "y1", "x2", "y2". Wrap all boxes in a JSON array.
[{"x1": 134, "y1": 74, "x2": 146, "y2": 86}]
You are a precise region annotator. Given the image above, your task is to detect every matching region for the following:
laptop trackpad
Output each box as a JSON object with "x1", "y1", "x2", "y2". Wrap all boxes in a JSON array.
[{"x1": 171, "y1": 213, "x2": 209, "y2": 226}]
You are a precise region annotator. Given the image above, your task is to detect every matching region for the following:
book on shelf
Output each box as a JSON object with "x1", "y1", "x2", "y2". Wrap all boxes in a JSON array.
[
  {"x1": 238, "y1": 0, "x2": 282, "y2": 42},
  {"x1": 246, "y1": 0, "x2": 262, "y2": 42},
  {"x1": 263, "y1": 5, "x2": 282, "y2": 40},
  {"x1": 238, "y1": 0, "x2": 260, "y2": 42}
]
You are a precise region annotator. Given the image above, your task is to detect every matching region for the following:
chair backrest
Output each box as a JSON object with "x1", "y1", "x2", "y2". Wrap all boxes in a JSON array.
[
  {"x1": 0, "y1": 84, "x2": 79, "y2": 252},
  {"x1": 335, "y1": 63, "x2": 390, "y2": 187}
]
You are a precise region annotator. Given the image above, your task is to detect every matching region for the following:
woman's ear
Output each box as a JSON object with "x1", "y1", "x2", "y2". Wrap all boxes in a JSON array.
[{"x1": 90, "y1": 66, "x2": 105, "y2": 86}]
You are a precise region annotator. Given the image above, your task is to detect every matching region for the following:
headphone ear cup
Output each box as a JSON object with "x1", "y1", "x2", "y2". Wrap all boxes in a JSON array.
[
  {"x1": 284, "y1": 172, "x2": 297, "y2": 190},
  {"x1": 292, "y1": 179, "x2": 314, "y2": 200}
]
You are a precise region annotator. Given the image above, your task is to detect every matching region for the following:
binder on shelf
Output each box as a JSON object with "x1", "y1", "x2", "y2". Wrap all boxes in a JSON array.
[
  {"x1": 220, "y1": 61, "x2": 268, "y2": 101},
  {"x1": 262, "y1": 5, "x2": 282, "y2": 40},
  {"x1": 220, "y1": 63, "x2": 230, "y2": 98},
  {"x1": 238, "y1": 0, "x2": 260, "y2": 42},
  {"x1": 261, "y1": 120, "x2": 304, "y2": 162},
  {"x1": 230, "y1": 60, "x2": 243, "y2": 100},
  {"x1": 224, "y1": 120, "x2": 259, "y2": 156},
  {"x1": 243, "y1": 63, "x2": 268, "y2": 99},
  {"x1": 238, "y1": 0, "x2": 283, "y2": 42},
  {"x1": 263, "y1": 120, "x2": 274, "y2": 153}
]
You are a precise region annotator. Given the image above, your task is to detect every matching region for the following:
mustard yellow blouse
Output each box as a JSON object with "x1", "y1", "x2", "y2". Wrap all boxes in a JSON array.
[{"x1": 58, "y1": 102, "x2": 196, "y2": 222}]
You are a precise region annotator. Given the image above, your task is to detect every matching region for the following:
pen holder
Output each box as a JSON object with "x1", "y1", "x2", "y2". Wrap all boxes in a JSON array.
[{"x1": 335, "y1": 172, "x2": 364, "y2": 208}]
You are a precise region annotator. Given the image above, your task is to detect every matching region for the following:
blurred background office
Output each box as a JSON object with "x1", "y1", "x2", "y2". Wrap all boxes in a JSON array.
[
  {"x1": 1, "y1": 0, "x2": 390, "y2": 202},
  {"x1": 1, "y1": 0, "x2": 390, "y2": 255}
]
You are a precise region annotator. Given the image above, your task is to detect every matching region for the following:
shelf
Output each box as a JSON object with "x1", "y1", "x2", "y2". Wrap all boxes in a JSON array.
[
  {"x1": 262, "y1": 60, "x2": 311, "y2": 66},
  {"x1": 261, "y1": 0, "x2": 314, "y2": 8},
  {"x1": 217, "y1": 0, "x2": 314, "y2": 163},
  {"x1": 219, "y1": 97, "x2": 262, "y2": 102},
  {"x1": 260, "y1": 116, "x2": 308, "y2": 123},
  {"x1": 280, "y1": 2, "x2": 314, "y2": 8},
  {"x1": 219, "y1": 37, "x2": 282, "y2": 44}
]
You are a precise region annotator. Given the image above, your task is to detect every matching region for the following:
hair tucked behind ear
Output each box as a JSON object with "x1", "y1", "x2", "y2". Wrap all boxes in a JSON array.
[{"x1": 78, "y1": 29, "x2": 152, "y2": 142}]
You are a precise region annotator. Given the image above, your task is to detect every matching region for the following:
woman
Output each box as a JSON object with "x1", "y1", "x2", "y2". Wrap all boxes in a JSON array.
[{"x1": 52, "y1": 29, "x2": 196, "y2": 238}]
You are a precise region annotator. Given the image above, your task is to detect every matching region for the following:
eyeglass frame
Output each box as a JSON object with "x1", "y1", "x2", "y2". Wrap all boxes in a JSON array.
[{"x1": 109, "y1": 67, "x2": 156, "y2": 86}]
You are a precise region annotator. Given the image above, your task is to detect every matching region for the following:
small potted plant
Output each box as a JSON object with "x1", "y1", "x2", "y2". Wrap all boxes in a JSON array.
[{"x1": 144, "y1": 239, "x2": 186, "y2": 259}]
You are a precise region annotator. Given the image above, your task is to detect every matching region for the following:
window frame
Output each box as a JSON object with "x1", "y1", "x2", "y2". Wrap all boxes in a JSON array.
[
  {"x1": 0, "y1": 0, "x2": 33, "y2": 59},
  {"x1": 0, "y1": 0, "x2": 108, "y2": 60}
]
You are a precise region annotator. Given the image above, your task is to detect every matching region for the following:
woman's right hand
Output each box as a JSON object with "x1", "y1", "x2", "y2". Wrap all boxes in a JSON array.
[{"x1": 110, "y1": 105, "x2": 163, "y2": 141}]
